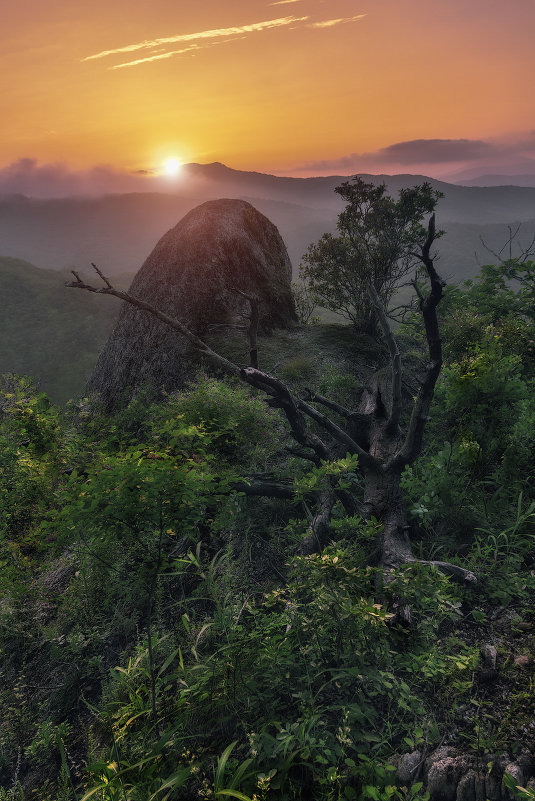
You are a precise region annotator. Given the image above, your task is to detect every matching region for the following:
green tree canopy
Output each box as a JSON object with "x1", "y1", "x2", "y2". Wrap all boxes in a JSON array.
[{"x1": 300, "y1": 177, "x2": 442, "y2": 335}]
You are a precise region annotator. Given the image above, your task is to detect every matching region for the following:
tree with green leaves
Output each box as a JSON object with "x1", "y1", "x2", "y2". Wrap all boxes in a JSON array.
[
  {"x1": 68, "y1": 184, "x2": 478, "y2": 591},
  {"x1": 300, "y1": 177, "x2": 442, "y2": 336}
]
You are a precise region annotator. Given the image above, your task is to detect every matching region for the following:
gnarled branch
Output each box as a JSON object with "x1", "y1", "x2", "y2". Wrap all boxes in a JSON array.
[
  {"x1": 392, "y1": 214, "x2": 445, "y2": 468},
  {"x1": 296, "y1": 397, "x2": 379, "y2": 468},
  {"x1": 419, "y1": 560, "x2": 477, "y2": 586},
  {"x1": 230, "y1": 478, "x2": 295, "y2": 500},
  {"x1": 303, "y1": 388, "x2": 355, "y2": 420},
  {"x1": 67, "y1": 268, "x2": 241, "y2": 378},
  {"x1": 366, "y1": 282, "x2": 402, "y2": 433},
  {"x1": 240, "y1": 367, "x2": 331, "y2": 462}
]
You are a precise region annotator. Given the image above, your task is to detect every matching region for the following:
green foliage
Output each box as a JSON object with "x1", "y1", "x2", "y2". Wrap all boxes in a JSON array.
[
  {"x1": 57, "y1": 419, "x2": 223, "y2": 545},
  {"x1": 461, "y1": 259, "x2": 535, "y2": 324},
  {"x1": 76, "y1": 540, "x2": 471, "y2": 800},
  {"x1": 0, "y1": 378, "x2": 254, "y2": 800},
  {"x1": 293, "y1": 453, "x2": 360, "y2": 499},
  {"x1": 468, "y1": 493, "x2": 535, "y2": 604},
  {"x1": 278, "y1": 355, "x2": 317, "y2": 383},
  {"x1": 0, "y1": 257, "x2": 130, "y2": 404},
  {"x1": 2, "y1": 252, "x2": 535, "y2": 798},
  {"x1": 503, "y1": 773, "x2": 535, "y2": 801},
  {"x1": 25, "y1": 720, "x2": 73, "y2": 762},
  {"x1": 0, "y1": 376, "x2": 63, "y2": 602},
  {"x1": 401, "y1": 258, "x2": 535, "y2": 604},
  {"x1": 159, "y1": 374, "x2": 281, "y2": 468},
  {"x1": 300, "y1": 178, "x2": 441, "y2": 334},
  {"x1": 458, "y1": 700, "x2": 507, "y2": 759}
]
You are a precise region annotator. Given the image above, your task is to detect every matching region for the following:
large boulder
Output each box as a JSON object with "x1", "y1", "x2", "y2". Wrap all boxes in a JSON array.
[{"x1": 88, "y1": 199, "x2": 296, "y2": 409}]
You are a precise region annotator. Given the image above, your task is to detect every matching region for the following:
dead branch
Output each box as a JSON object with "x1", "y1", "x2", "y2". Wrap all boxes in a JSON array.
[
  {"x1": 419, "y1": 560, "x2": 477, "y2": 585},
  {"x1": 90, "y1": 262, "x2": 113, "y2": 288},
  {"x1": 303, "y1": 388, "x2": 355, "y2": 421},
  {"x1": 285, "y1": 446, "x2": 322, "y2": 466},
  {"x1": 240, "y1": 367, "x2": 331, "y2": 462},
  {"x1": 479, "y1": 223, "x2": 535, "y2": 266},
  {"x1": 67, "y1": 267, "x2": 241, "y2": 379},
  {"x1": 296, "y1": 396, "x2": 380, "y2": 469},
  {"x1": 393, "y1": 214, "x2": 445, "y2": 468},
  {"x1": 230, "y1": 478, "x2": 295, "y2": 499},
  {"x1": 366, "y1": 282, "x2": 402, "y2": 433}
]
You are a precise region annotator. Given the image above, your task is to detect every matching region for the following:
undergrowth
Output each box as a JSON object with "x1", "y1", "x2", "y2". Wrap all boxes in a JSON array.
[{"x1": 0, "y1": 255, "x2": 534, "y2": 800}]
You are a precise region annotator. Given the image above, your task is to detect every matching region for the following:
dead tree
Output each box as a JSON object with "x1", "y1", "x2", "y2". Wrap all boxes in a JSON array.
[
  {"x1": 67, "y1": 227, "x2": 476, "y2": 586},
  {"x1": 478, "y1": 222, "x2": 535, "y2": 268}
]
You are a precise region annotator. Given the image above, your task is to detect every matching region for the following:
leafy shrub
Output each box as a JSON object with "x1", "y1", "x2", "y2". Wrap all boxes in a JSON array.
[
  {"x1": 82, "y1": 541, "x2": 468, "y2": 800},
  {"x1": 0, "y1": 375, "x2": 61, "y2": 544},
  {"x1": 158, "y1": 375, "x2": 281, "y2": 466},
  {"x1": 278, "y1": 355, "x2": 316, "y2": 382}
]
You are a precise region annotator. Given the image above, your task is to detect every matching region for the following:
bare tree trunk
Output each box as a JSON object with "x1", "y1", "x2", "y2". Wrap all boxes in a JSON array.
[
  {"x1": 299, "y1": 487, "x2": 338, "y2": 556},
  {"x1": 362, "y1": 464, "x2": 413, "y2": 570}
]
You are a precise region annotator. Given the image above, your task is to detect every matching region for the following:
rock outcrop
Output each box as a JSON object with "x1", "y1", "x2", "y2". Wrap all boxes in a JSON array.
[
  {"x1": 88, "y1": 199, "x2": 296, "y2": 409},
  {"x1": 394, "y1": 747, "x2": 535, "y2": 801}
]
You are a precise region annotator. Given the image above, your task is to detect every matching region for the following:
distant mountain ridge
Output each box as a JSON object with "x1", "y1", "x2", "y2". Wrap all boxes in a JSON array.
[
  {"x1": 455, "y1": 174, "x2": 535, "y2": 188},
  {"x1": 1, "y1": 162, "x2": 535, "y2": 280},
  {"x1": 179, "y1": 162, "x2": 535, "y2": 219}
]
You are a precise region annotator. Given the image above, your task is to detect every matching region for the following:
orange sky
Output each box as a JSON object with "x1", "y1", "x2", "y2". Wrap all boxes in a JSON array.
[{"x1": 1, "y1": 0, "x2": 534, "y2": 183}]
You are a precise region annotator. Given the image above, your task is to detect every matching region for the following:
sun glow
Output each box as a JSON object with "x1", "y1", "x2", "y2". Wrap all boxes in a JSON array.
[{"x1": 163, "y1": 157, "x2": 182, "y2": 176}]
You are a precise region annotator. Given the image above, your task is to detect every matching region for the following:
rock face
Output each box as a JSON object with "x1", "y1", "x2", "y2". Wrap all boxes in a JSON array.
[
  {"x1": 395, "y1": 746, "x2": 535, "y2": 801},
  {"x1": 88, "y1": 199, "x2": 296, "y2": 409}
]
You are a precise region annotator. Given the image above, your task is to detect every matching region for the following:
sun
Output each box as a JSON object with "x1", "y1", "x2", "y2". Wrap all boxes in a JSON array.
[{"x1": 163, "y1": 157, "x2": 182, "y2": 176}]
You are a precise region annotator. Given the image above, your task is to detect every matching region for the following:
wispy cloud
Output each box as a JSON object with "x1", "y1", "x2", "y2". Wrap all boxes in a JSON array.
[
  {"x1": 83, "y1": 13, "x2": 368, "y2": 69},
  {"x1": 83, "y1": 16, "x2": 309, "y2": 65},
  {"x1": 112, "y1": 46, "x2": 201, "y2": 70},
  {"x1": 270, "y1": 0, "x2": 302, "y2": 5},
  {"x1": 310, "y1": 14, "x2": 366, "y2": 28}
]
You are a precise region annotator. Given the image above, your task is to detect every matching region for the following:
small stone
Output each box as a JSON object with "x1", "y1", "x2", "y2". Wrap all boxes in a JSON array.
[
  {"x1": 397, "y1": 751, "x2": 422, "y2": 784},
  {"x1": 427, "y1": 756, "x2": 467, "y2": 801},
  {"x1": 456, "y1": 770, "x2": 476, "y2": 801},
  {"x1": 481, "y1": 644, "x2": 498, "y2": 671},
  {"x1": 514, "y1": 654, "x2": 531, "y2": 668},
  {"x1": 425, "y1": 746, "x2": 454, "y2": 778}
]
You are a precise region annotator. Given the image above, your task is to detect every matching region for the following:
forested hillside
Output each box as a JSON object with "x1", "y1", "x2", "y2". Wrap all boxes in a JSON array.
[{"x1": 0, "y1": 258, "x2": 133, "y2": 402}]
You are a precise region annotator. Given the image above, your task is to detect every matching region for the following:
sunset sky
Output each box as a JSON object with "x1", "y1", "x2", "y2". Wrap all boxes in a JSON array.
[{"x1": 2, "y1": 0, "x2": 534, "y2": 192}]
